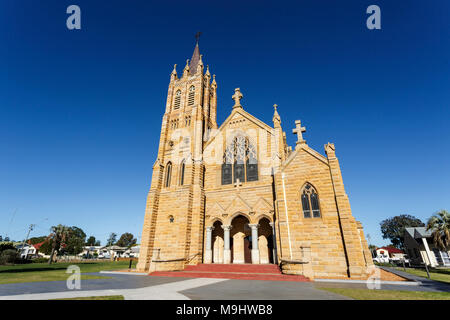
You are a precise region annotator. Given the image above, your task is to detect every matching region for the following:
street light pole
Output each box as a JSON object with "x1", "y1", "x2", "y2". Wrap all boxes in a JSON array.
[{"x1": 20, "y1": 224, "x2": 35, "y2": 259}]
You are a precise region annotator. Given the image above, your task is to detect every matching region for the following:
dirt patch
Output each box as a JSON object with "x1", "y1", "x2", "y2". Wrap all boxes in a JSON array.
[{"x1": 378, "y1": 268, "x2": 409, "y2": 281}]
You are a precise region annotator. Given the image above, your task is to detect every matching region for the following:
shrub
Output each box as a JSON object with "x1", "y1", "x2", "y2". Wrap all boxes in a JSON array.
[
  {"x1": 31, "y1": 257, "x2": 49, "y2": 263},
  {"x1": 0, "y1": 249, "x2": 19, "y2": 265},
  {"x1": 0, "y1": 243, "x2": 15, "y2": 253}
]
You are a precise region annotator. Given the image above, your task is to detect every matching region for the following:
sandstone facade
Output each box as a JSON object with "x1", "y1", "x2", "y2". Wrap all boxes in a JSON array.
[{"x1": 136, "y1": 42, "x2": 373, "y2": 279}]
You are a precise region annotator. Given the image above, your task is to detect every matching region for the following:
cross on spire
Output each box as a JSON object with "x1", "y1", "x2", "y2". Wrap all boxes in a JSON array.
[
  {"x1": 232, "y1": 88, "x2": 243, "y2": 109},
  {"x1": 293, "y1": 120, "x2": 306, "y2": 145},
  {"x1": 195, "y1": 31, "x2": 202, "y2": 43}
]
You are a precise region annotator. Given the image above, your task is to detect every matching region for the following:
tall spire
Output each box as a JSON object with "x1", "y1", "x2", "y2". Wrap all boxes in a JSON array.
[{"x1": 189, "y1": 32, "x2": 201, "y2": 74}]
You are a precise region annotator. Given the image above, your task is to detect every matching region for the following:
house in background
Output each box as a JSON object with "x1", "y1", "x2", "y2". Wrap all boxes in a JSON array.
[
  {"x1": 79, "y1": 246, "x2": 103, "y2": 258},
  {"x1": 78, "y1": 245, "x2": 130, "y2": 259},
  {"x1": 404, "y1": 227, "x2": 450, "y2": 267},
  {"x1": 374, "y1": 248, "x2": 390, "y2": 263},
  {"x1": 32, "y1": 241, "x2": 48, "y2": 258},
  {"x1": 16, "y1": 243, "x2": 36, "y2": 259},
  {"x1": 16, "y1": 241, "x2": 48, "y2": 259},
  {"x1": 378, "y1": 246, "x2": 406, "y2": 262},
  {"x1": 124, "y1": 245, "x2": 140, "y2": 258}
]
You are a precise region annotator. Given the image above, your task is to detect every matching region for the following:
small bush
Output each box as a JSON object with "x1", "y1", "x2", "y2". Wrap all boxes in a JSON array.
[
  {"x1": 0, "y1": 243, "x2": 15, "y2": 253},
  {"x1": 0, "y1": 249, "x2": 19, "y2": 265},
  {"x1": 31, "y1": 257, "x2": 49, "y2": 263}
]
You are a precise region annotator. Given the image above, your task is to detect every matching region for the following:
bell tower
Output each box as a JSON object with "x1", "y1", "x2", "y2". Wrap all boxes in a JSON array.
[{"x1": 137, "y1": 37, "x2": 216, "y2": 272}]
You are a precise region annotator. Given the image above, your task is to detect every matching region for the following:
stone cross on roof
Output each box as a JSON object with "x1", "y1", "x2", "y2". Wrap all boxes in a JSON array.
[
  {"x1": 293, "y1": 120, "x2": 306, "y2": 145},
  {"x1": 232, "y1": 88, "x2": 243, "y2": 109},
  {"x1": 234, "y1": 178, "x2": 242, "y2": 192}
]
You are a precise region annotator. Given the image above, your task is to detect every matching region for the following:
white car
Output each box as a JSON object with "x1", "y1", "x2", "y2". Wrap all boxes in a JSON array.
[{"x1": 373, "y1": 255, "x2": 390, "y2": 264}]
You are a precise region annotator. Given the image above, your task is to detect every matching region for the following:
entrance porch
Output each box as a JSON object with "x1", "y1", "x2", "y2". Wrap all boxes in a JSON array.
[{"x1": 204, "y1": 215, "x2": 276, "y2": 265}]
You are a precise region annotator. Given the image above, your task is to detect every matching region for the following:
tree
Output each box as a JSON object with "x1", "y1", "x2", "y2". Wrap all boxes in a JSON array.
[
  {"x1": 28, "y1": 236, "x2": 47, "y2": 245},
  {"x1": 426, "y1": 210, "x2": 450, "y2": 251},
  {"x1": 94, "y1": 240, "x2": 101, "y2": 246},
  {"x1": 106, "y1": 233, "x2": 117, "y2": 247},
  {"x1": 116, "y1": 233, "x2": 137, "y2": 248},
  {"x1": 39, "y1": 240, "x2": 53, "y2": 255},
  {"x1": 86, "y1": 236, "x2": 97, "y2": 246},
  {"x1": 380, "y1": 214, "x2": 424, "y2": 249},
  {"x1": 64, "y1": 226, "x2": 86, "y2": 255},
  {"x1": 47, "y1": 225, "x2": 70, "y2": 264},
  {"x1": 0, "y1": 235, "x2": 3, "y2": 242}
]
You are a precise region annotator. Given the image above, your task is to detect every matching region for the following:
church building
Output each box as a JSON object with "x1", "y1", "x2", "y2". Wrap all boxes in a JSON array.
[{"x1": 136, "y1": 40, "x2": 373, "y2": 279}]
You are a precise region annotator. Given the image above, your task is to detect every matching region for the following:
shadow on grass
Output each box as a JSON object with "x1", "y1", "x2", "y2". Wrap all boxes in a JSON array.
[
  {"x1": 0, "y1": 267, "x2": 68, "y2": 274},
  {"x1": 0, "y1": 262, "x2": 101, "y2": 274},
  {"x1": 430, "y1": 268, "x2": 450, "y2": 275}
]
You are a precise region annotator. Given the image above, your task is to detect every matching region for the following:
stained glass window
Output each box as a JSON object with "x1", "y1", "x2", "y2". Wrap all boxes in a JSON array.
[
  {"x1": 301, "y1": 183, "x2": 321, "y2": 218},
  {"x1": 222, "y1": 135, "x2": 258, "y2": 185}
]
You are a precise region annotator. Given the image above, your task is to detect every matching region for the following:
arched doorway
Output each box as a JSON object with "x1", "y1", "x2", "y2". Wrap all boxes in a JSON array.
[
  {"x1": 230, "y1": 215, "x2": 252, "y2": 264},
  {"x1": 212, "y1": 220, "x2": 224, "y2": 263},
  {"x1": 258, "y1": 217, "x2": 274, "y2": 264}
]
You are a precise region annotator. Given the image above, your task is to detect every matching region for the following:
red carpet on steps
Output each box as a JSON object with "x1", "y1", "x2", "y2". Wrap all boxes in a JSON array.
[{"x1": 149, "y1": 264, "x2": 310, "y2": 282}]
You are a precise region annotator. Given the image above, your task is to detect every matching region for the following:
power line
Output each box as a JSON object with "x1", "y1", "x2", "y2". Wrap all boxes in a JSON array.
[
  {"x1": 19, "y1": 224, "x2": 35, "y2": 257},
  {"x1": 5, "y1": 208, "x2": 18, "y2": 238}
]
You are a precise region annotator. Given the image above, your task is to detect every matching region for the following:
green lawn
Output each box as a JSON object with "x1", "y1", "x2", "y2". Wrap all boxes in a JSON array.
[
  {"x1": 0, "y1": 260, "x2": 135, "y2": 284},
  {"x1": 319, "y1": 287, "x2": 450, "y2": 300},
  {"x1": 52, "y1": 295, "x2": 124, "y2": 300},
  {"x1": 395, "y1": 267, "x2": 450, "y2": 284}
]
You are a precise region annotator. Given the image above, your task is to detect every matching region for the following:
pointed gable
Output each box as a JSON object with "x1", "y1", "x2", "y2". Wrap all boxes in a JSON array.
[
  {"x1": 225, "y1": 194, "x2": 252, "y2": 215},
  {"x1": 204, "y1": 107, "x2": 275, "y2": 151},
  {"x1": 251, "y1": 197, "x2": 273, "y2": 214}
]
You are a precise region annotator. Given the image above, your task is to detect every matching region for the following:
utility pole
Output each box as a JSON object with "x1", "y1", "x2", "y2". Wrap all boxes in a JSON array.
[{"x1": 20, "y1": 224, "x2": 35, "y2": 259}]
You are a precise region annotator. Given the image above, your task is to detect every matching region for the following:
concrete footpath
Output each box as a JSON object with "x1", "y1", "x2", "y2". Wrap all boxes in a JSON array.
[{"x1": 0, "y1": 278, "x2": 228, "y2": 300}]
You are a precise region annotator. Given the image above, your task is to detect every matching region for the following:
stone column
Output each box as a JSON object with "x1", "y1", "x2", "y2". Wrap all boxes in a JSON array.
[
  {"x1": 269, "y1": 222, "x2": 278, "y2": 264},
  {"x1": 222, "y1": 225, "x2": 232, "y2": 264},
  {"x1": 204, "y1": 226, "x2": 214, "y2": 264},
  {"x1": 249, "y1": 224, "x2": 260, "y2": 264}
]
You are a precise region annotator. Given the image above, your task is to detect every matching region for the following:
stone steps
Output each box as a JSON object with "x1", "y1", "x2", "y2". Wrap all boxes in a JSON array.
[
  {"x1": 184, "y1": 263, "x2": 281, "y2": 273},
  {"x1": 149, "y1": 264, "x2": 310, "y2": 282}
]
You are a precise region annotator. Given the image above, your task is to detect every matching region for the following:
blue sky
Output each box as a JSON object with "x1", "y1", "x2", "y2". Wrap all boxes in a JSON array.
[{"x1": 1, "y1": 1, "x2": 449, "y2": 246}]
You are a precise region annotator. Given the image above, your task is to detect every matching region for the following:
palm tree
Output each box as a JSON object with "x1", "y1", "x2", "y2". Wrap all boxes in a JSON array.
[
  {"x1": 426, "y1": 210, "x2": 450, "y2": 251},
  {"x1": 47, "y1": 225, "x2": 70, "y2": 264}
]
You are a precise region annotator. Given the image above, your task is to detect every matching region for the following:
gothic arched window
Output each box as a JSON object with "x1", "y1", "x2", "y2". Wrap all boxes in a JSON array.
[
  {"x1": 165, "y1": 162, "x2": 172, "y2": 187},
  {"x1": 188, "y1": 86, "x2": 195, "y2": 106},
  {"x1": 174, "y1": 90, "x2": 181, "y2": 109},
  {"x1": 222, "y1": 136, "x2": 258, "y2": 185},
  {"x1": 301, "y1": 183, "x2": 321, "y2": 218},
  {"x1": 180, "y1": 160, "x2": 185, "y2": 185}
]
